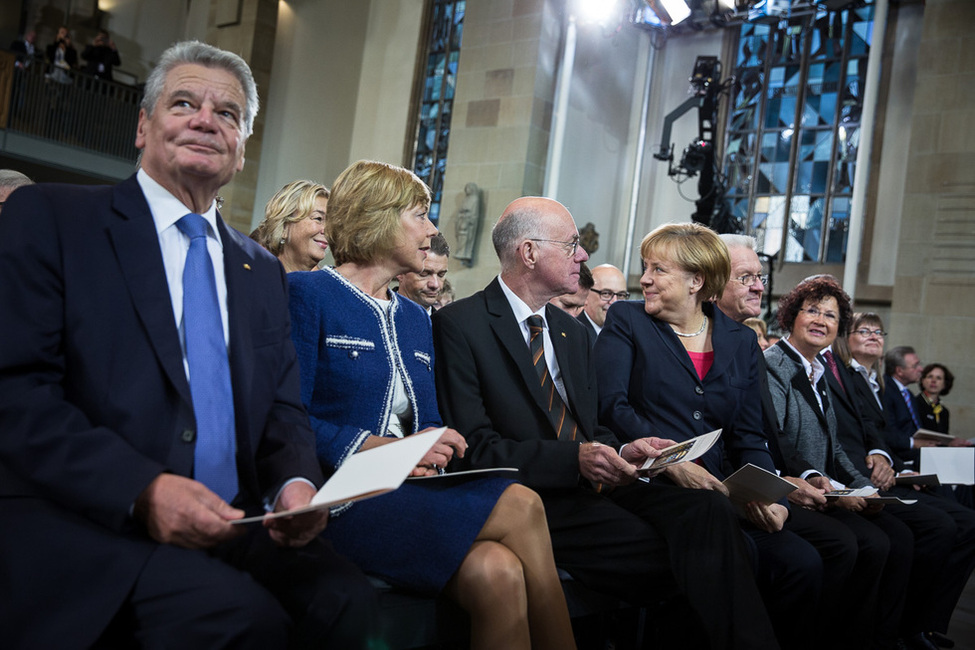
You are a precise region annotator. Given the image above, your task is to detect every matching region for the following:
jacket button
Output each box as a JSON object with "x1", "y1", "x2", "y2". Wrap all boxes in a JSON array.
[
  {"x1": 692, "y1": 411, "x2": 702, "y2": 420},
  {"x1": 695, "y1": 386, "x2": 704, "y2": 395},
  {"x1": 349, "y1": 350, "x2": 358, "y2": 359},
  {"x1": 181, "y1": 429, "x2": 196, "y2": 442}
]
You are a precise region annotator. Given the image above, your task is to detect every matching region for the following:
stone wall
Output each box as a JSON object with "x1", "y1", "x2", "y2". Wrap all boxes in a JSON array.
[{"x1": 891, "y1": 0, "x2": 975, "y2": 433}]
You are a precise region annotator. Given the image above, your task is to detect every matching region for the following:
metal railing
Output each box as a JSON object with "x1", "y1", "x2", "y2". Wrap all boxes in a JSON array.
[{"x1": 5, "y1": 61, "x2": 142, "y2": 162}]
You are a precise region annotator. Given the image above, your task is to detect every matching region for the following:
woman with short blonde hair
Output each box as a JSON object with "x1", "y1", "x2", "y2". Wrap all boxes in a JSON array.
[{"x1": 251, "y1": 179, "x2": 329, "y2": 272}]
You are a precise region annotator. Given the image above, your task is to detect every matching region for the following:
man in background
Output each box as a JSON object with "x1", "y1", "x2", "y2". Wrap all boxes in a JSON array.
[
  {"x1": 397, "y1": 232, "x2": 449, "y2": 314},
  {"x1": 579, "y1": 263, "x2": 628, "y2": 336}
]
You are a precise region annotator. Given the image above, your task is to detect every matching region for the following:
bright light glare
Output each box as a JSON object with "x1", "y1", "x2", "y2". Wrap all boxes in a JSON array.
[
  {"x1": 660, "y1": 0, "x2": 692, "y2": 24},
  {"x1": 574, "y1": 0, "x2": 618, "y2": 25},
  {"x1": 717, "y1": 0, "x2": 736, "y2": 10}
]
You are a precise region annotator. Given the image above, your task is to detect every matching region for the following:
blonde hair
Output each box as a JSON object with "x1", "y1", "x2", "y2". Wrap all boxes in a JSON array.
[
  {"x1": 251, "y1": 180, "x2": 330, "y2": 256},
  {"x1": 743, "y1": 317, "x2": 768, "y2": 337},
  {"x1": 326, "y1": 160, "x2": 431, "y2": 266},
  {"x1": 640, "y1": 222, "x2": 730, "y2": 301}
]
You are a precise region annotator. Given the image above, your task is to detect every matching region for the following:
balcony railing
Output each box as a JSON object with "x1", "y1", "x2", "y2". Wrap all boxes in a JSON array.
[{"x1": 3, "y1": 55, "x2": 142, "y2": 163}]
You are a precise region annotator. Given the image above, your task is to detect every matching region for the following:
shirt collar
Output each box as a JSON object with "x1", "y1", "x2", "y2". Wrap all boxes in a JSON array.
[
  {"x1": 783, "y1": 336, "x2": 824, "y2": 384},
  {"x1": 137, "y1": 168, "x2": 221, "y2": 245},
  {"x1": 498, "y1": 275, "x2": 547, "y2": 328}
]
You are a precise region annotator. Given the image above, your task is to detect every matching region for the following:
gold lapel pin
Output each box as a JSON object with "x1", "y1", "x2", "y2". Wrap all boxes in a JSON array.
[
  {"x1": 561, "y1": 332, "x2": 566, "y2": 338},
  {"x1": 243, "y1": 263, "x2": 252, "y2": 271}
]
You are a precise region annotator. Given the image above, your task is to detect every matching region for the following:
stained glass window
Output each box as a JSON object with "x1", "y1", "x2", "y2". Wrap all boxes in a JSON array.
[
  {"x1": 722, "y1": 3, "x2": 873, "y2": 263},
  {"x1": 410, "y1": 0, "x2": 465, "y2": 226}
]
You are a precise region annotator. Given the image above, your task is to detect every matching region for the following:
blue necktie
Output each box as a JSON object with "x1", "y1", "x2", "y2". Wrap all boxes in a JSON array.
[
  {"x1": 901, "y1": 387, "x2": 921, "y2": 430},
  {"x1": 176, "y1": 213, "x2": 238, "y2": 503}
]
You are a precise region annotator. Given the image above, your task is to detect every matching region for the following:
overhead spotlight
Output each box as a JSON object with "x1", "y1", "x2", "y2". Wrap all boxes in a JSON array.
[
  {"x1": 573, "y1": 0, "x2": 620, "y2": 25},
  {"x1": 716, "y1": 0, "x2": 736, "y2": 11},
  {"x1": 659, "y1": 0, "x2": 692, "y2": 24}
]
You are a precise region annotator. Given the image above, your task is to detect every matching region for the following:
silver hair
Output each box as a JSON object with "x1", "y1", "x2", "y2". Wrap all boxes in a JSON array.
[
  {"x1": 141, "y1": 41, "x2": 259, "y2": 137},
  {"x1": 718, "y1": 233, "x2": 757, "y2": 251},
  {"x1": 492, "y1": 206, "x2": 545, "y2": 268},
  {"x1": 0, "y1": 169, "x2": 33, "y2": 191}
]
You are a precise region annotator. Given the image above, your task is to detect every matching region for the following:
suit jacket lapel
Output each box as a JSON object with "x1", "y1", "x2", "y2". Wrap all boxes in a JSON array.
[
  {"x1": 777, "y1": 342, "x2": 831, "y2": 432},
  {"x1": 108, "y1": 177, "x2": 191, "y2": 405},
  {"x1": 484, "y1": 280, "x2": 555, "y2": 433},
  {"x1": 650, "y1": 316, "x2": 700, "y2": 384}
]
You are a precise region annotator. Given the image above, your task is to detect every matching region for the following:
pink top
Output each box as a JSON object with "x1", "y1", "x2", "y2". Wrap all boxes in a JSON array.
[{"x1": 687, "y1": 350, "x2": 714, "y2": 380}]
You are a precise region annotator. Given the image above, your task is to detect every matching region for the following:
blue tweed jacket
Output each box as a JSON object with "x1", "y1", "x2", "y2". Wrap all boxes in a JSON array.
[{"x1": 288, "y1": 266, "x2": 441, "y2": 473}]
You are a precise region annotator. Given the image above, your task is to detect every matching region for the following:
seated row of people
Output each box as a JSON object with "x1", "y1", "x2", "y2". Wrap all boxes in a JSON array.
[
  {"x1": 255, "y1": 161, "x2": 974, "y2": 649},
  {"x1": 2, "y1": 38, "x2": 969, "y2": 648}
]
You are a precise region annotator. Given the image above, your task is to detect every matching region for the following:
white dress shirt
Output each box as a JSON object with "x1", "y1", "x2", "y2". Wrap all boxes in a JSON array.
[{"x1": 498, "y1": 275, "x2": 569, "y2": 405}]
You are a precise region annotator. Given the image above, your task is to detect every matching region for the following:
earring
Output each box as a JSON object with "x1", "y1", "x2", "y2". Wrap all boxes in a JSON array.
[{"x1": 279, "y1": 238, "x2": 286, "y2": 246}]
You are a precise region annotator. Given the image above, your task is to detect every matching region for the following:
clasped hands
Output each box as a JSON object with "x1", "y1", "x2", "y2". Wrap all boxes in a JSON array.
[{"x1": 135, "y1": 473, "x2": 328, "y2": 550}]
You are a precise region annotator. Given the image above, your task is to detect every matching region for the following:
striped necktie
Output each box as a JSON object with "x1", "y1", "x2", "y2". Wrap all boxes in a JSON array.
[{"x1": 527, "y1": 315, "x2": 578, "y2": 441}]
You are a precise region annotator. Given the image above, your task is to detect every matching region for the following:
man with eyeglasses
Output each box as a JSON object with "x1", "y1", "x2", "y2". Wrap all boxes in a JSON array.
[
  {"x1": 579, "y1": 264, "x2": 629, "y2": 338},
  {"x1": 882, "y1": 346, "x2": 931, "y2": 465},
  {"x1": 433, "y1": 197, "x2": 779, "y2": 649}
]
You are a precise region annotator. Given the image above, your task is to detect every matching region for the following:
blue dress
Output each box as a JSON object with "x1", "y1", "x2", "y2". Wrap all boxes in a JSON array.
[{"x1": 288, "y1": 267, "x2": 513, "y2": 593}]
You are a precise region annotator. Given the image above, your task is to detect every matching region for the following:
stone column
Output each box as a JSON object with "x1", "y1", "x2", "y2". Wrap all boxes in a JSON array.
[
  {"x1": 891, "y1": 0, "x2": 975, "y2": 432},
  {"x1": 205, "y1": 0, "x2": 278, "y2": 233}
]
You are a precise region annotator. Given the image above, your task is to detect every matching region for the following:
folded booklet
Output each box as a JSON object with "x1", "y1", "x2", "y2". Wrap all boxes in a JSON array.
[
  {"x1": 233, "y1": 427, "x2": 446, "y2": 524},
  {"x1": 825, "y1": 487, "x2": 916, "y2": 505},
  {"x1": 722, "y1": 463, "x2": 797, "y2": 507},
  {"x1": 637, "y1": 429, "x2": 722, "y2": 474},
  {"x1": 913, "y1": 429, "x2": 957, "y2": 444},
  {"x1": 894, "y1": 473, "x2": 941, "y2": 487}
]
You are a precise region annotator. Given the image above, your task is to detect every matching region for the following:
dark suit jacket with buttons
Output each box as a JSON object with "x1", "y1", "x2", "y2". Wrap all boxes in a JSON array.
[
  {"x1": 594, "y1": 300, "x2": 776, "y2": 480},
  {"x1": 432, "y1": 277, "x2": 616, "y2": 489},
  {"x1": 0, "y1": 176, "x2": 323, "y2": 647}
]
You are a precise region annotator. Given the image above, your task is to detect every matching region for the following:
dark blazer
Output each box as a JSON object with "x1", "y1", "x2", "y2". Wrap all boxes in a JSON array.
[
  {"x1": 821, "y1": 354, "x2": 899, "y2": 479},
  {"x1": 594, "y1": 301, "x2": 775, "y2": 480},
  {"x1": 432, "y1": 277, "x2": 613, "y2": 489},
  {"x1": 881, "y1": 376, "x2": 919, "y2": 464},
  {"x1": 576, "y1": 311, "x2": 598, "y2": 338},
  {"x1": 764, "y1": 342, "x2": 870, "y2": 487},
  {"x1": 915, "y1": 393, "x2": 950, "y2": 434},
  {"x1": 0, "y1": 177, "x2": 323, "y2": 647}
]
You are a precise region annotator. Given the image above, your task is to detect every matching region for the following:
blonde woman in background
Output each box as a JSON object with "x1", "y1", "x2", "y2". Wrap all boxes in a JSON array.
[{"x1": 251, "y1": 179, "x2": 330, "y2": 272}]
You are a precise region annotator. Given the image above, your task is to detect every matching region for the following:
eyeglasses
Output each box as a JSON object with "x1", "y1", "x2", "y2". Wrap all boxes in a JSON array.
[
  {"x1": 530, "y1": 237, "x2": 581, "y2": 257},
  {"x1": 735, "y1": 273, "x2": 768, "y2": 287},
  {"x1": 853, "y1": 328, "x2": 886, "y2": 338},
  {"x1": 799, "y1": 307, "x2": 838, "y2": 323},
  {"x1": 594, "y1": 289, "x2": 630, "y2": 302}
]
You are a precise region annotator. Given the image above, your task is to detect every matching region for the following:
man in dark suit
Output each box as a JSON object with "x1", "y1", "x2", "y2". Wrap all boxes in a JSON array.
[
  {"x1": 432, "y1": 196, "x2": 779, "y2": 649},
  {"x1": 395, "y1": 232, "x2": 450, "y2": 315},
  {"x1": 578, "y1": 263, "x2": 628, "y2": 337},
  {"x1": 882, "y1": 345, "x2": 927, "y2": 465},
  {"x1": 0, "y1": 41, "x2": 374, "y2": 649}
]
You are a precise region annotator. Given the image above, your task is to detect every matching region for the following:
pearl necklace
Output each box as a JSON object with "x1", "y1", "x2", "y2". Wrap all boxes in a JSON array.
[{"x1": 673, "y1": 315, "x2": 708, "y2": 338}]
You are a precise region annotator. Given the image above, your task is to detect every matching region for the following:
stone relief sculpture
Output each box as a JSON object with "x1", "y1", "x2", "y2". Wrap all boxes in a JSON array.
[
  {"x1": 579, "y1": 222, "x2": 599, "y2": 255},
  {"x1": 454, "y1": 182, "x2": 481, "y2": 267}
]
